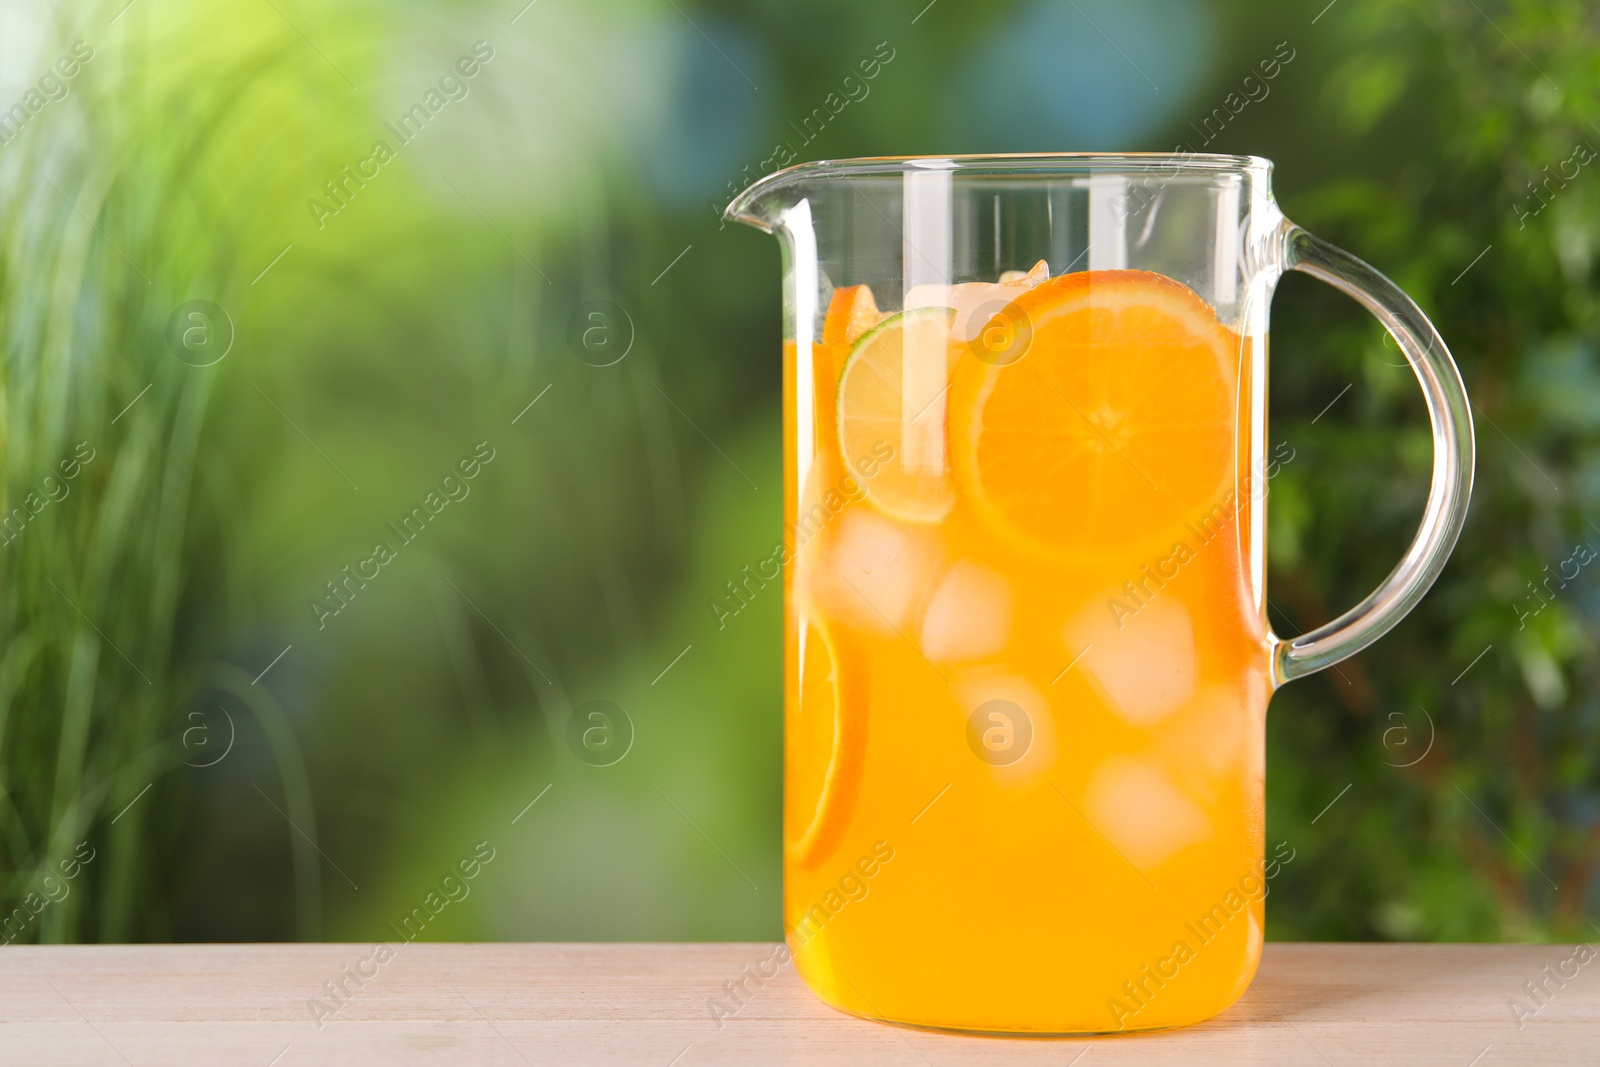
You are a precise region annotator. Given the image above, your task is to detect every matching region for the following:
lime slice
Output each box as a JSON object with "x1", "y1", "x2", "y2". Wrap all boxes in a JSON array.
[{"x1": 836, "y1": 307, "x2": 958, "y2": 524}]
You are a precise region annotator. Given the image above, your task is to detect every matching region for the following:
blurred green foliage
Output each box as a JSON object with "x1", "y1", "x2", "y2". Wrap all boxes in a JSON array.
[
  {"x1": 0, "y1": 0, "x2": 1597, "y2": 945},
  {"x1": 1262, "y1": 0, "x2": 1600, "y2": 941}
]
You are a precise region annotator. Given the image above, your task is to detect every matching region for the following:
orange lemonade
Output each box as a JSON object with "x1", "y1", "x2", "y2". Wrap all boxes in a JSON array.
[{"x1": 782, "y1": 267, "x2": 1275, "y2": 1033}]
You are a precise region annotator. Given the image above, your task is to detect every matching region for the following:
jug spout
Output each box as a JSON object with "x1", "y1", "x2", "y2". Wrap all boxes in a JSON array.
[
  {"x1": 724, "y1": 157, "x2": 965, "y2": 234},
  {"x1": 723, "y1": 165, "x2": 810, "y2": 233}
]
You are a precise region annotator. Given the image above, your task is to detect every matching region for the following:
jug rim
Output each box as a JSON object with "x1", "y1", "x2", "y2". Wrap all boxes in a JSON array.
[{"x1": 723, "y1": 152, "x2": 1273, "y2": 229}]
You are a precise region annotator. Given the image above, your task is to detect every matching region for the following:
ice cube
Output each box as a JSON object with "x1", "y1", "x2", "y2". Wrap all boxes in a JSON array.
[
  {"x1": 1084, "y1": 756, "x2": 1213, "y2": 870},
  {"x1": 905, "y1": 277, "x2": 1039, "y2": 343},
  {"x1": 1156, "y1": 682, "x2": 1269, "y2": 808},
  {"x1": 810, "y1": 507, "x2": 936, "y2": 635},
  {"x1": 953, "y1": 670, "x2": 1055, "y2": 785},
  {"x1": 997, "y1": 260, "x2": 1048, "y2": 286},
  {"x1": 1063, "y1": 593, "x2": 1196, "y2": 726},
  {"x1": 1166, "y1": 685, "x2": 1245, "y2": 788},
  {"x1": 920, "y1": 561, "x2": 1012, "y2": 663}
]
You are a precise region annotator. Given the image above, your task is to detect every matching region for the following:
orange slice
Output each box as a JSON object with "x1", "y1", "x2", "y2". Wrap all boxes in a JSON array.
[
  {"x1": 786, "y1": 615, "x2": 864, "y2": 868},
  {"x1": 822, "y1": 284, "x2": 882, "y2": 348},
  {"x1": 949, "y1": 270, "x2": 1240, "y2": 562},
  {"x1": 836, "y1": 307, "x2": 958, "y2": 524}
]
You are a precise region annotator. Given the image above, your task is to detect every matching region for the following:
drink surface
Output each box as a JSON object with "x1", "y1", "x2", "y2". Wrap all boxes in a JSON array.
[{"x1": 782, "y1": 267, "x2": 1275, "y2": 1034}]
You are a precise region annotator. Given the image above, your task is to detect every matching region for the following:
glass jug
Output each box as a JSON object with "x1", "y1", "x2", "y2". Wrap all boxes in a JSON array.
[{"x1": 724, "y1": 154, "x2": 1473, "y2": 1034}]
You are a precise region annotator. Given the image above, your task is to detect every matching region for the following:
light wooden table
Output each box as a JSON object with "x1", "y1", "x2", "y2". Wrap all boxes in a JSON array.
[{"x1": 0, "y1": 943, "x2": 1592, "y2": 1064}]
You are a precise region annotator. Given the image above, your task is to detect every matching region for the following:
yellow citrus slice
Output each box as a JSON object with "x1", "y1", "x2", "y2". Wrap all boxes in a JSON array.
[
  {"x1": 786, "y1": 614, "x2": 865, "y2": 869},
  {"x1": 836, "y1": 307, "x2": 958, "y2": 524},
  {"x1": 949, "y1": 270, "x2": 1240, "y2": 562}
]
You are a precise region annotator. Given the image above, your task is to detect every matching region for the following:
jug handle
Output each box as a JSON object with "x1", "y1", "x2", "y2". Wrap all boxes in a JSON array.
[{"x1": 1271, "y1": 226, "x2": 1476, "y2": 684}]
